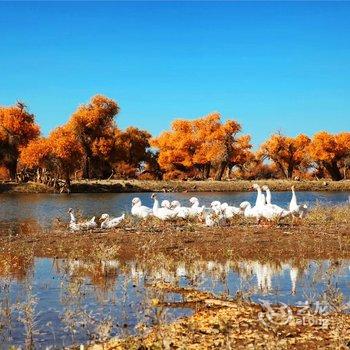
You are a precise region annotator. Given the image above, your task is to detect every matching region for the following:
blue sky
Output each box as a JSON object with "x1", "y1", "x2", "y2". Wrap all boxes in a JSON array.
[{"x1": 1, "y1": 1, "x2": 349, "y2": 147}]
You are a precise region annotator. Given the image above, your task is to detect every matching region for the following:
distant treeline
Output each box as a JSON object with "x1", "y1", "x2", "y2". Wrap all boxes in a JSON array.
[{"x1": 0, "y1": 95, "x2": 349, "y2": 190}]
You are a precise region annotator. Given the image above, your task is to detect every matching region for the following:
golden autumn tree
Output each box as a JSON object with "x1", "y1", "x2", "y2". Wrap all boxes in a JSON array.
[
  {"x1": 20, "y1": 127, "x2": 83, "y2": 187},
  {"x1": 114, "y1": 127, "x2": 152, "y2": 177},
  {"x1": 19, "y1": 137, "x2": 51, "y2": 180},
  {"x1": 67, "y1": 95, "x2": 120, "y2": 178},
  {"x1": 190, "y1": 114, "x2": 241, "y2": 180},
  {"x1": 0, "y1": 102, "x2": 40, "y2": 179},
  {"x1": 308, "y1": 131, "x2": 350, "y2": 181},
  {"x1": 152, "y1": 113, "x2": 244, "y2": 180},
  {"x1": 226, "y1": 135, "x2": 254, "y2": 177},
  {"x1": 151, "y1": 119, "x2": 197, "y2": 177},
  {"x1": 195, "y1": 116, "x2": 242, "y2": 180},
  {"x1": 259, "y1": 133, "x2": 311, "y2": 179},
  {"x1": 232, "y1": 153, "x2": 279, "y2": 180},
  {"x1": 90, "y1": 126, "x2": 153, "y2": 179}
]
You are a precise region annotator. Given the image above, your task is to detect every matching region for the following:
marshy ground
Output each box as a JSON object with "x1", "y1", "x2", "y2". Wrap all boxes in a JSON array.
[
  {"x1": 1, "y1": 205, "x2": 349, "y2": 262},
  {"x1": 1, "y1": 205, "x2": 350, "y2": 349}
]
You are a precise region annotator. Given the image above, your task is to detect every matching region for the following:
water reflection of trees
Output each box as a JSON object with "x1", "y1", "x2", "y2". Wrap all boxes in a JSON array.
[{"x1": 0, "y1": 253, "x2": 34, "y2": 280}]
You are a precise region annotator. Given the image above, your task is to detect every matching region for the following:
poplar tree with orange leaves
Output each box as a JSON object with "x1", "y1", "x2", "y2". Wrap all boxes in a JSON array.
[
  {"x1": 20, "y1": 127, "x2": 83, "y2": 187},
  {"x1": 152, "y1": 113, "x2": 247, "y2": 180},
  {"x1": 226, "y1": 135, "x2": 254, "y2": 177},
  {"x1": 308, "y1": 131, "x2": 350, "y2": 181},
  {"x1": 113, "y1": 127, "x2": 153, "y2": 177},
  {"x1": 0, "y1": 102, "x2": 40, "y2": 179},
  {"x1": 259, "y1": 133, "x2": 310, "y2": 179},
  {"x1": 67, "y1": 95, "x2": 120, "y2": 178},
  {"x1": 90, "y1": 126, "x2": 153, "y2": 178}
]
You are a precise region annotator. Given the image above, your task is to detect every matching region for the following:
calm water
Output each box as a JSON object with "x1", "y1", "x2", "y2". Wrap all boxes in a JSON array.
[
  {"x1": 0, "y1": 191, "x2": 349, "y2": 224},
  {"x1": 1, "y1": 257, "x2": 350, "y2": 348}
]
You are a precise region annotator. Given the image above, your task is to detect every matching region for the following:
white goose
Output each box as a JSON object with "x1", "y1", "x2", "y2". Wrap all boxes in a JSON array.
[
  {"x1": 151, "y1": 194, "x2": 177, "y2": 220},
  {"x1": 241, "y1": 185, "x2": 286, "y2": 222},
  {"x1": 239, "y1": 201, "x2": 261, "y2": 222},
  {"x1": 171, "y1": 200, "x2": 190, "y2": 219},
  {"x1": 261, "y1": 185, "x2": 291, "y2": 219},
  {"x1": 210, "y1": 201, "x2": 222, "y2": 214},
  {"x1": 205, "y1": 201, "x2": 225, "y2": 226},
  {"x1": 261, "y1": 185, "x2": 272, "y2": 205},
  {"x1": 253, "y1": 183, "x2": 266, "y2": 207},
  {"x1": 188, "y1": 197, "x2": 205, "y2": 218},
  {"x1": 131, "y1": 197, "x2": 153, "y2": 219},
  {"x1": 289, "y1": 186, "x2": 308, "y2": 218},
  {"x1": 205, "y1": 212, "x2": 225, "y2": 227},
  {"x1": 239, "y1": 184, "x2": 265, "y2": 222},
  {"x1": 68, "y1": 208, "x2": 97, "y2": 231},
  {"x1": 220, "y1": 202, "x2": 241, "y2": 218},
  {"x1": 260, "y1": 203, "x2": 290, "y2": 221},
  {"x1": 161, "y1": 200, "x2": 171, "y2": 209},
  {"x1": 100, "y1": 213, "x2": 125, "y2": 229}
]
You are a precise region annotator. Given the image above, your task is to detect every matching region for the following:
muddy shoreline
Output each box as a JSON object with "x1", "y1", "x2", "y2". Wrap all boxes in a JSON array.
[
  {"x1": 1, "y1": 179, "x2": 350, "y2": 194},
  {"x1": 1, "y1": 207, "x2": 350, "y2": 263}
]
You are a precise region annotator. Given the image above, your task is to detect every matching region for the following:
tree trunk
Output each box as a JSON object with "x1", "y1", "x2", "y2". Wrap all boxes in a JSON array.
[
  {"x1": 287, "y1": 163, "x2": 294, "y2": 179},
  {"x1": 82, "y1": 156, "x2": 91, "y2": 179},
  {"x1": 7, "y1": 159, "x2": 18, "y2": 181},
  {"x1": 215, "y1": 161, "x2": 227, "y2": 181},
  {"x1": 203, "y1": 163, "x2": 211, "y2": 179},
  {"x1": 226, "y1": 166, "x2": 232, "y2": 179},
  {"x1": 64, "y1": 171, "x2": 71, "y2": 193},
  {"x1": 273, "y1": 159, "x2": 287, "y2": 179},
  {"x1": 323, "y1": 161, "x2": 343, "y2": 181}
]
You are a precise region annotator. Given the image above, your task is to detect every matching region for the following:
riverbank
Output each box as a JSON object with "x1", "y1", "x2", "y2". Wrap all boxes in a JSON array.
[
  {"x1": 1, "y1": 206, "x2": 350, "y2": 263},
  {"x1": 1, "y1": 179, "x2": 350, "y2": 193}
]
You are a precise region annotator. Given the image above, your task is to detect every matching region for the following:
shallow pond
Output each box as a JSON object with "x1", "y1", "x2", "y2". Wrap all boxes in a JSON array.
[
  {"x1": 1, "y1": 256, "x2": 350, "y2": 348},
  {"x1": 0, "y1": 191, "x2": 349, "y2": 225}
]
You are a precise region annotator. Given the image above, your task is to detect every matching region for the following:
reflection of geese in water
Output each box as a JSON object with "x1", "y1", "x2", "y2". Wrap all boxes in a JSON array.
[
  {"x1": 206, "y1": 260, "x2": 231, "y2": 276},
  {"x1": 130, "y1": 262, "x2": 144, "y2": 283},
  {"x1": 290, "y1": 266, "x2": 298, "y2": 295},
  {"x1": 101, "y1": 260, "x2": 120, "y2": 271},
  {"x1": 176, "y1": 263, "x2": 187, "y2": 277},
  {"x1": 254, "y1": 262, "x2": 273, "y2": 293},
  {"x1": 53, "y1": 258, "x2": 308, "y2": 299},
  {"x1": 235, "y1": 261, "x2": 255, "y2": 280},
  {"x1": 153, "y1": 267, "x2": 180, "y2": 284},
  {"x1": 236, "y1": 260, "x2": 287, "y2": 294}
]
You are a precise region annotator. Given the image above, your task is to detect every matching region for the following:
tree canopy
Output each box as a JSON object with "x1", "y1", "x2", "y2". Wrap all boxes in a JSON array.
[{"x1": 1, "y1": 96, "x2": 349, "y2": 185}]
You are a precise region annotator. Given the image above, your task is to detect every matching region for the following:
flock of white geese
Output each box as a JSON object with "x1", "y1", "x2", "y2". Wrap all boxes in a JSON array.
[{"x1": 68, "y1": 184, "x2": 308, "y2": 231}]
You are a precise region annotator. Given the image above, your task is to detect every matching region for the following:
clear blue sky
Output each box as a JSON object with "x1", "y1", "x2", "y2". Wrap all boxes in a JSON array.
[{"x1": 1, "y1": 1, "x2": 349, "y2": 147}]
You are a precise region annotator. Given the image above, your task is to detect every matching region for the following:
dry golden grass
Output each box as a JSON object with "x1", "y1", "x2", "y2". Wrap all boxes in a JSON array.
[{"x1": 88, "y1": 285, "x2": 350, "y2": 350}]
